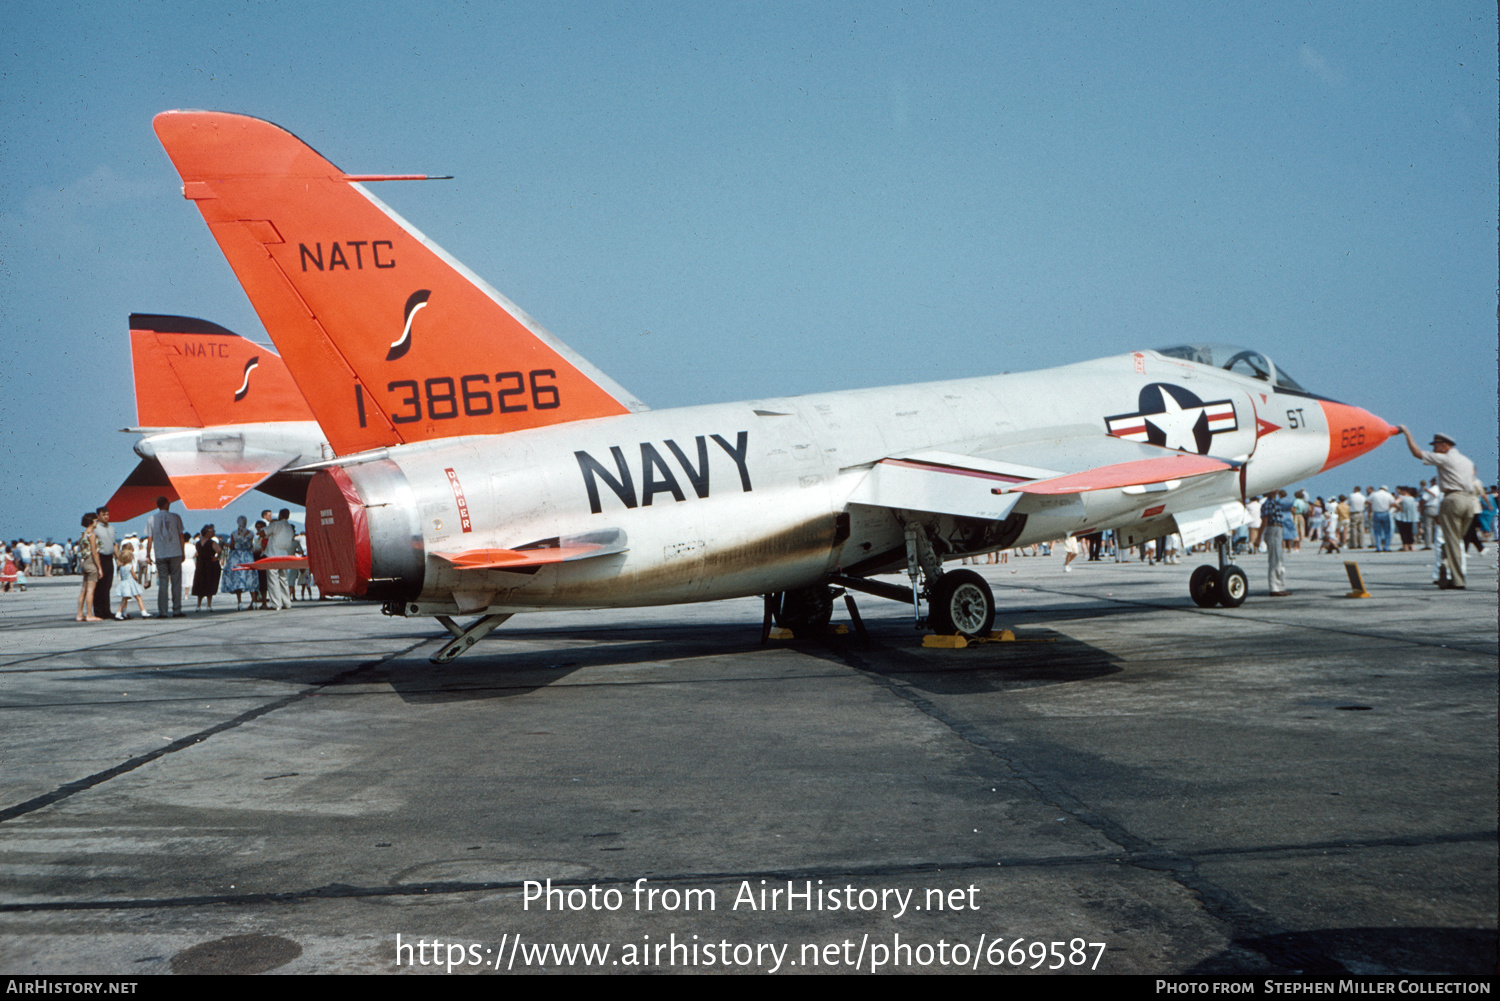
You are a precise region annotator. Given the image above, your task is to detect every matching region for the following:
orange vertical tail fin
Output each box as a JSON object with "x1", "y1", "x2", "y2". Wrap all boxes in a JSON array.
[
  {"x1": 129, "y1": 314, "x2": 314, "y2": 427},
  {"x1": 152, "y1": 111, "x2": 643, "y2": 457}
]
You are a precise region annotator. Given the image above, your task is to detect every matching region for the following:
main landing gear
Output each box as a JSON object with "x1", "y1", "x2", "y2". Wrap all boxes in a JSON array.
[
  {"x1": 1189, "y1": 536, "x2": 1247, "y2": 609},
  {"x1": 900, "y1": 522, "x2": 995, "y2": 638},
  {"x1": 770, "y1": 586, "x2": 835, "y2": 634},
  {"x1": 766, "y1": 522, "x2": 998, "y2": 643},
  {"x1": 928, "y1": 569, "x2": 996, "y2": 637},
  {"x1": 764, "y1": 584, "x2": 871, "y2": 644}
]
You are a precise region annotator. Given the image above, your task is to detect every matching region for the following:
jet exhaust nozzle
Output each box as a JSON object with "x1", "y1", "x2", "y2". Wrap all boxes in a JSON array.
[{"x1": 305, "y1": 461, "x2": 425, "y2": 600}]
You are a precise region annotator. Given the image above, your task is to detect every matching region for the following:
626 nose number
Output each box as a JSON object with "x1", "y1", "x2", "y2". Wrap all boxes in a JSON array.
[
  {"x1": 1340, "y1": 426, "x2": 1366, "y2": 448},
  {"x1": 356, "y1": 370, "x2": 561, "y2": 426}
]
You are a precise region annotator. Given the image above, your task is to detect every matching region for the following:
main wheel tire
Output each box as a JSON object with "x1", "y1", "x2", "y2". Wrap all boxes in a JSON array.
[
  {"x1": 928, "y1": 569, "x2": 996, "y2": 637},
  {"x1": 774, "y1": 585, "x2": 834, "y2": 633},
  {"x1": 1217, "y1": 565, "x2": 1248, "y2": 608},
  {"x1": 1189, "y1": 565, "x2": 1220, "y2": 607}
]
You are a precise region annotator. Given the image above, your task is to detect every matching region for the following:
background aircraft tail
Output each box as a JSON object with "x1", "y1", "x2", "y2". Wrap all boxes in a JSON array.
[
  {"x1": 107, "y1": 314, "x2": 321, "y2": 520},
  {"x1": 153, "y1": 110, "x2": 644, "y2": 457},
  {"x1": 130, "y1": 313, "x2": 313, "y2": 427},
  {"x1": 105, "y1": 456, "x2": 179, "y2": 523}
]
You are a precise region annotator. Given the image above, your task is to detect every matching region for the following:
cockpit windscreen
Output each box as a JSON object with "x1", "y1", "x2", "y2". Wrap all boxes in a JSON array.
[{"x1": 1155, "y1": 343, "x2": 1306, "y2": 393}]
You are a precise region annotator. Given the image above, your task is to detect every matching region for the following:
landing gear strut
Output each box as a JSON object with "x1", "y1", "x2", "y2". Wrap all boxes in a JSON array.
[
  {"x1": 766, "y1": 520, "x2": 999, "y2": 643},
  {"x1": 905, "y1": 521, "x2": 995, "y2": 638}
]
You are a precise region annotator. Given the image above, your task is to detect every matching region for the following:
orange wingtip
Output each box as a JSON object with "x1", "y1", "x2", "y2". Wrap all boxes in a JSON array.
[
  {"x1": 1000, "y1": 454, "x2": 1231, "y2": 495},
  {"x1": 435, "y1": 545, "x2": 603, "y2": 571}
]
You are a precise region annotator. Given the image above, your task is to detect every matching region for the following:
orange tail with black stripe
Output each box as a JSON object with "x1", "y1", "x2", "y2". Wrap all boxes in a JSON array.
[
  {"x1": 152, "y1": 111, "x2": 644, "y2": 457},
  {"x1": 129, "y1": 313, "x2": 313, "y2": 428}
]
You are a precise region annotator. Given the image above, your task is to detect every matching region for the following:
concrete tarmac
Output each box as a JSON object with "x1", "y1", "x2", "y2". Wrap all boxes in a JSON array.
[{"x1": 1, "y1": 548, "x2": 1495, "y2": 975}]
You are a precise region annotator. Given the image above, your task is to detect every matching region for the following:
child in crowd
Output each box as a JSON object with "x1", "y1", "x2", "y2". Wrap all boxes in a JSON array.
[{"x1": 112, "y1": 543, "x2": 152, "y2": 619}]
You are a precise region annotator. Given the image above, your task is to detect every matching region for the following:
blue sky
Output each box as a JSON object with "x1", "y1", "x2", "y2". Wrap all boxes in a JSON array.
[{"x1": 2, "y1": 1, "x2": 1495, "y2": 543}]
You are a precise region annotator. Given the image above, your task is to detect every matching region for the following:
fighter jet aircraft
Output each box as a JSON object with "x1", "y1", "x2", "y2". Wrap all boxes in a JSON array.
[
  {"x1": 105, "y1": 313, "x2": 330, "y2": 521},
  {"x1": 152, "y1": 111, "x2": 1395, "y2": 662}
]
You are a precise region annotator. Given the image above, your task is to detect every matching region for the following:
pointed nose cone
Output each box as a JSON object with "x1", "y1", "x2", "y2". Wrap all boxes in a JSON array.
[{"x1": 1319, "y1": 400, "x2": 1397, "y2": 472}]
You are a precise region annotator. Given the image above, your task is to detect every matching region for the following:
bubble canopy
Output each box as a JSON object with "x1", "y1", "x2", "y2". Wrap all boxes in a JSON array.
[{"x1": 1153, "y1": 343, "x2": 1306, "y2": 393}]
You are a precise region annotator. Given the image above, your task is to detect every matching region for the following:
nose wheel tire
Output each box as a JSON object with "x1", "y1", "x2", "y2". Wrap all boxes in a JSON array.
[
  {"x1": 1189, "y1": 565, "x2": 1221, "y2": 607},
  {"x1": 1216, "y1": 565, "x2": 1248, "y2": 608},
  {"x1": 929, "y1": 569, "x2": 996, "y2": 638}
]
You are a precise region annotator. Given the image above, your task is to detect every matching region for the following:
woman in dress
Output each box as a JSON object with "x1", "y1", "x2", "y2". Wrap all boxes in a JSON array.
[
  {"x1": 192, "y1": 525, "x2": 222, "y2": 611},
  {"x1": 181, "y1": 531, "x2": 196, "y2": 586},
  {"x1": 74, "y1": 513, "x2": 103, "y2": 622},
  {"x1": 220, "y1": 516, "x2": 258, "y2": 610}
]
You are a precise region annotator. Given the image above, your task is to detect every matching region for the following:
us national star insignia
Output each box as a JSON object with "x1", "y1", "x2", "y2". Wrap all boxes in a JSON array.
[{"x1": 1105, "y1": 383, "x2": 1239, "y2": 455}]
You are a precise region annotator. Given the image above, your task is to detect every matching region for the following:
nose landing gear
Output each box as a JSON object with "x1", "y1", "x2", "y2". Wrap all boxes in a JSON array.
[{"x1": 1189, "y1": 536, "x2": 1247, "y2": 609}]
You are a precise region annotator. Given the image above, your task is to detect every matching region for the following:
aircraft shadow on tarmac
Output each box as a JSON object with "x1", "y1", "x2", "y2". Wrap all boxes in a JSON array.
[
  {"x1": 367, "y1": 612, "x2": 1123, "y2": 704},
  {"x1": 812, "y1": 631, "x2": 1123, "y2": 695},
  {"x1": 1186, "y1": 926, "x2": 1499, "y2": 976},
  {"x1": 376, "y1": 620, "x2": 808, "y2": 703},
  {"x1": 61, "y1": 604, "x2": 1123, "y2": 703}
]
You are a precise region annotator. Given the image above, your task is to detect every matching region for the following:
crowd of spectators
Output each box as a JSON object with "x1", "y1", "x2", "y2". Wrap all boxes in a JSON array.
[
  {"x1": 1, "y1": 502, "x2": 316, "y2": 619},
  {"x1": 1230, "y1": 481, "x2": 1496, "y2": 559},
  {"x1": 8, "y1": 437, "x2": 1494, "y2": 616}
]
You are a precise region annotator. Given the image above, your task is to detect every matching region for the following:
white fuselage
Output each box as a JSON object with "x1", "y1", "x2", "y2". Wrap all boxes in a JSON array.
[{"x1": 345, "y1": 349, "x2": 1333, "y2": 615}]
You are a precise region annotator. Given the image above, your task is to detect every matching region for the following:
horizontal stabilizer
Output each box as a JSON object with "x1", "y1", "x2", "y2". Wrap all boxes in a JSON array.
[
  {"x1": 234, "y1": 555, "x2": 310, "y2": 571},
  {"x1": 437, "y1": 546, "x2": 605, "y2": 571},
  {"x1": 436, "y1": 530, "x2": 628, "y2": 572},
  {"x1": 155, "y1": 448, "x2": 302, "y2": 510},
  {"x1": 105, "y1": 458, "x2": 181, "y2": 522}
]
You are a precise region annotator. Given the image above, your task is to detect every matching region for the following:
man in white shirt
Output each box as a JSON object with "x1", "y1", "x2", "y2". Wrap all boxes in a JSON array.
[
  {"x1": 93, "y1": 508, "x2": 117, "y2": 619},
  {"x1": 265, "y1": 509, "x2": 297, "y2": 610},
  {"x1": 1368, "y1": 485, "x2": 1395, "y2": 552},
  {"x1": 145, "y1": 497, "x2": 186, "y2": 617},
  {"x1": 1347, "y1": 488, "x2": 1366, "y2": 549},
  {"x1": 1399, "y1": 427, "x2": 1480, "y2": 589}
]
